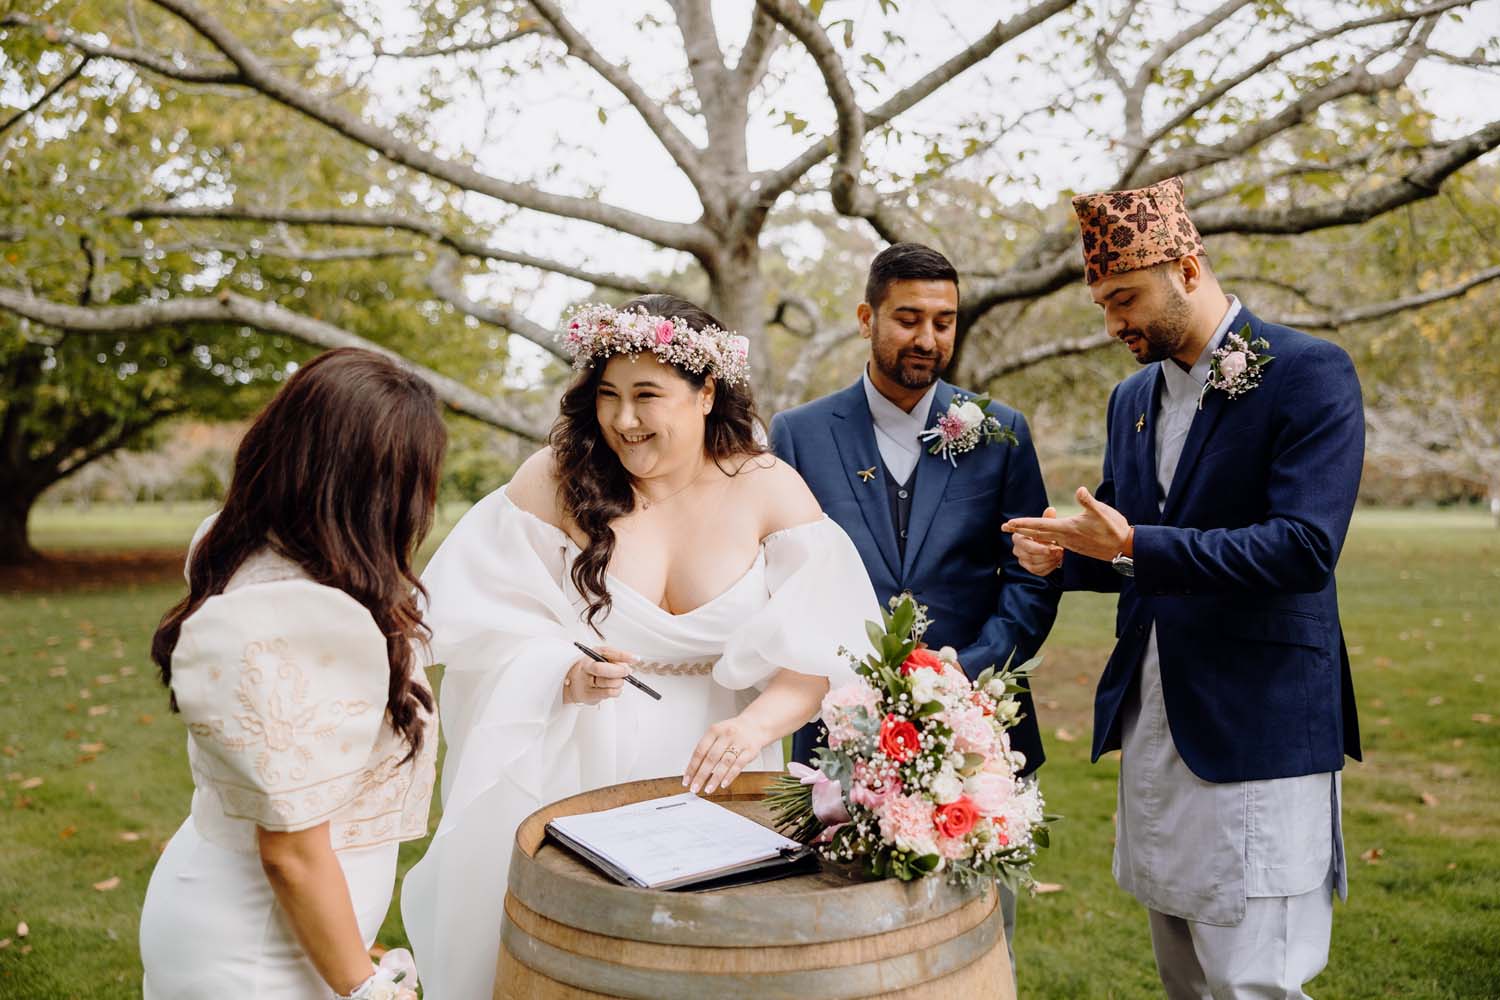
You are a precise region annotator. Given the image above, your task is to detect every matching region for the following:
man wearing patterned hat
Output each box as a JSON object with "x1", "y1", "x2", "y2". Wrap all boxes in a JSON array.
[{"x1": 1003, "y1": 176, "x2": 1363, "y2": 998}]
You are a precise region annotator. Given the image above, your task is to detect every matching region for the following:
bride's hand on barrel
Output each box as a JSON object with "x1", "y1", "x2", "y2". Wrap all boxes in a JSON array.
[
  {"x1": 562, "y1": 646, "x2": 637, "y2": 706},
  {"x1": 683, "y1": 716, "x2": 772, "y2": 795}
]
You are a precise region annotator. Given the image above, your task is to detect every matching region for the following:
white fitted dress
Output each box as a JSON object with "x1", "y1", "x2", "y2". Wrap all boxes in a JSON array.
[{"x1": 139, "y1": 548, "x2": 436, "y2": 998}]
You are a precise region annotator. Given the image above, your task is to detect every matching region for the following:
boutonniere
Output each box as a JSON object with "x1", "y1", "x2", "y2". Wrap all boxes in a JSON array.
[
  {"x1": 1199, "y1": 324, "x2": 1274, "y2": 410},
  {"x1": 918, "y1": 393, "x2": 1018, "y2": 466}
]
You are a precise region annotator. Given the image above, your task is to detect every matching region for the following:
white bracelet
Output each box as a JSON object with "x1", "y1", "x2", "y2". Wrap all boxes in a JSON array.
[{"x1": 332, "y1": 970, "x2": 377, "y2": 1000}]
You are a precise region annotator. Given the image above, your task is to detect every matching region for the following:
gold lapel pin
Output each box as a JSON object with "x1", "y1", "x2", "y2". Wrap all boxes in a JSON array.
[
  {"x1": 1135, "y1": 413, "x2": 1146, "y2": 433},
  {"x1": 856, "y1": 466, "x2": 878, "y2": 482}
]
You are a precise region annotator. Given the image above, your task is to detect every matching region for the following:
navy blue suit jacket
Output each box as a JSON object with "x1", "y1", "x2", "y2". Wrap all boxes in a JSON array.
[
  {"x1": 771, "y1": 378, "x2": 1060, "y2": 776},
  {"x1": 1064, "y1": 307, "x2": 1364, "y2": 783}
]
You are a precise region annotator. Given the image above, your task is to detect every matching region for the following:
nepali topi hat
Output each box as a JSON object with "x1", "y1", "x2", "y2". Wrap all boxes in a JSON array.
[{"x1": 1071, "y1": 176, "x2": 1206, "y2": 284}]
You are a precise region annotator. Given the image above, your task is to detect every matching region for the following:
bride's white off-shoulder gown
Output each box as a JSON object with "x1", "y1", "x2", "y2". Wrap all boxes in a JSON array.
[{"x1": 401, "y1": 487, "x2": 880, "y2": 999}]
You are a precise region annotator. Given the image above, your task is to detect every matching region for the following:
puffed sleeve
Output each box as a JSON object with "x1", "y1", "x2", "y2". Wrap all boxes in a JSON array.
[
  {"x1": 417, "y1": 487, "x2": 585, "y2": 812},
  {"x1": 172, "y1": 580, "x2": 389, "y2": 831},
  {"x1": 714, "y1": 516, "x2": 880, "y2": 690}
]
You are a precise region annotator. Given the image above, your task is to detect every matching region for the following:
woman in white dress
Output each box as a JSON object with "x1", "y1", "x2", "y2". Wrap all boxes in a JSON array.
[
  {"x1": 401, "y1": 294, "x2": 881, "y2": 998},
  {"x1": 140, "y1": 349, "x2": 444, "y2": 999}
]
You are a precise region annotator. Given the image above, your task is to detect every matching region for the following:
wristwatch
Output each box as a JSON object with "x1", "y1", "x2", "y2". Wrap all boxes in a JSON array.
[{"x1": 1110, "y1": 552, "x2": 1134, "y2": 577}]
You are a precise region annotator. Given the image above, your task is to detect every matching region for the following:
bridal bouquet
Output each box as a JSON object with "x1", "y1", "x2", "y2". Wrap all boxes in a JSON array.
[{"x1": 769, "y1": 595, "x2": 1049, "y2": 888}]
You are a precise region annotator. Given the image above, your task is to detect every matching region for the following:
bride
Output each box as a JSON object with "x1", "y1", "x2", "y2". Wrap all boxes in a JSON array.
[{"x1": 401, "y1": 293, "x2": 880, "y2": 998}]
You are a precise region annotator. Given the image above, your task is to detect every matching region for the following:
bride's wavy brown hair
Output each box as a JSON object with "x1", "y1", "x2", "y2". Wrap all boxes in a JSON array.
[
  {"x1": 552, "y1": 293, "x2": 765, "y2": 630},
  {"x1": 150, "y1": 348, "x2": 445, "y2": 760}
]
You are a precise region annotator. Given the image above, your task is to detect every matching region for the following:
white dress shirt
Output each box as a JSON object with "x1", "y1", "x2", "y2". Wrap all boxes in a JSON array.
[{"x1": 861, "y1": 368, "x2": 938, "y2": 485}]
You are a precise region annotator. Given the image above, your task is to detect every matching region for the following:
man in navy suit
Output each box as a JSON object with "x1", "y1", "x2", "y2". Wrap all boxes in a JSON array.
[
  {"x1": 1005, "y1": 177, "x2": 1362, "y2": 999},
  {"x1": 770, "y1": 243, "x2": 1061, "y2": 949}
]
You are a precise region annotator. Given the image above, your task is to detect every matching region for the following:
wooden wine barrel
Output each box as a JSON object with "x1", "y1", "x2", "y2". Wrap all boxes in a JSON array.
[{"x1": 496, "y1": 772, "x2": 1016, "y2": 1000}]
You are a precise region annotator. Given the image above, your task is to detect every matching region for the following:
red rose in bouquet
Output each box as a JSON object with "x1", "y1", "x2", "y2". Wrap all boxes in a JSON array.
[
  {"x1": 899, "y1": 647, "x2": 944, "y2": 676},
  {"x1": 879, "y1": 713, "x2": 921, "y2": 762},
  {"x1": 934, "y1": 797, "x2": 980, "y2": 838}
]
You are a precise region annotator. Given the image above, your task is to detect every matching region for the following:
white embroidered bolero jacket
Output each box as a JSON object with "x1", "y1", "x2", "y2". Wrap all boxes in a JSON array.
[{"x1": 170, "y1": 534, "x2": 436, "y2": 854}]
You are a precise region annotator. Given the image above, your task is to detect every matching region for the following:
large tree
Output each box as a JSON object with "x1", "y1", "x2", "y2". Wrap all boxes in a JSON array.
[{"x1": 1, "y1": 0, "x2": 1497, "y2": 559}]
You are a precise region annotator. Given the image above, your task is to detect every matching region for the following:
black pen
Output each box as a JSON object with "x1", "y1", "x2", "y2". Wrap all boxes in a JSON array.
[{"x1": 573, "y1": 641, "x2": 663, "y2": 701}]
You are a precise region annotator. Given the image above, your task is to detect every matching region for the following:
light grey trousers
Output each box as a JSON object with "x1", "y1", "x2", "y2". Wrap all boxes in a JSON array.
[{"x1": 1147, "y1": 880, "x2": 1334, "y2": 999}]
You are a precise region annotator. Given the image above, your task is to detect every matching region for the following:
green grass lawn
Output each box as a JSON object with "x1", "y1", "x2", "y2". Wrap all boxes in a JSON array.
[{"x1": 2, "y1": 506, "x2": 1497, "y2": 998}]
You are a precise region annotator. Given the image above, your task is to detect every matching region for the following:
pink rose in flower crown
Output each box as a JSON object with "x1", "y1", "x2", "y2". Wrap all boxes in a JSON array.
[
  {"x1": 933, "y1": 796, "x2": 979, "y2": 838},
  {"x1": 655, "y1": 319, "x2": 676, "y2": 345},
  {"x1": 878, "y1": 713, "x2": 921, "y2": 762},
  {"x1": 900, "y1": 647, "x2": 944, "y2": 676}
]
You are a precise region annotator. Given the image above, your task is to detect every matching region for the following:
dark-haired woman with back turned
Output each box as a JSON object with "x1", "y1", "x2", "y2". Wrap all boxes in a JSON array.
[
  {"x1": 140, "y1": 348, "x2": 444, "y2": 999},
  {"x1": 400, "y1": 294, "x2": 882, "y2": 998}
]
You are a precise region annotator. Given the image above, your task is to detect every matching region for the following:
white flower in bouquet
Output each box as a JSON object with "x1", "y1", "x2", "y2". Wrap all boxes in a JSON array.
[
  {"x1": 908, "y1": 666, "x2": 943, "y2": 705},
  {"x1": 929, "y1": 767, "x2": 966, "y2": 804},
  {"x1": 964, "y1": 772, "x2": 1015, "y2": 816}
]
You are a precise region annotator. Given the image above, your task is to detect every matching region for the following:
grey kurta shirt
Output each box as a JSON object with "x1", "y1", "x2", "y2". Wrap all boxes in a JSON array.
[{"x1": 1113, "y1": 296, "x2": 1347, "y2": 925}]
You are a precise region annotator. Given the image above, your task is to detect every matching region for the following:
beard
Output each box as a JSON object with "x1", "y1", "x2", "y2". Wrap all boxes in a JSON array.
[
  {"x1": 1120, "y1": 286, "x2": 1193, "y2": 365},
  {"x1": 870, "y1": 329, "x2": 951, "y2": 389}
]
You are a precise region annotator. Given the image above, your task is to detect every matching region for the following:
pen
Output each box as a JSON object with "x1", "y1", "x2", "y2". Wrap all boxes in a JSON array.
[{"x1": 573, "y1": 641, "x2": 663, "y2": 701}]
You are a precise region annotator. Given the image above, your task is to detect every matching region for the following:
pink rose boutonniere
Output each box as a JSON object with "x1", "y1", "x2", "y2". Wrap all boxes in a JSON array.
[
  {"x1": 1200, "y1": 324, "x2": 1274, "y2": 410},
  {"x1": 918, "y1": 393, "x2": 1019, "y2": 466}
]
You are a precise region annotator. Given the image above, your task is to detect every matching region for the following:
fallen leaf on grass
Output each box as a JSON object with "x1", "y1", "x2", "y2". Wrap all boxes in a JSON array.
[
  {"x1": 1360, "y1": 848, "x2": 1385, "y2": 864},
  {"x1": 137, "y1": 714, "x2": 155, "y2": 726},
  {"x1": 1473, "y1": 713, "x2": 1493, "y2": 725},
  {"x1": 1447, "y1": 863, "x2": 1458, "y2": 871},
  {"x1": 1054, "y1": 727, "x2": 1077, "y2": 743},
  {"x1": 1032, "y1": 882, "x2": 1064, "y2": 894},
  {"x1": 118, "y1": 665, "x2": 136, "y2": 678},
  {"x1": 87, "y1": 705, "x2": 110, "y2": 717},
  {"x1": 1420, "y1": 793, "x2": 1439, "y2": 807},
  {"x1": 0, "y1": 938, "x2": 8, "y2": 949},
  {"x1": 77, "y1": 637, "x2": 94, "y2": 652},
  {"x1": 16, "y1": 922, "x2": 27, "y2": 938},
  {"x1": 2, "y1": 746, "x2": 16, "y2": 758},
  {"x1": 59, "y1": 825, "x2": 77, "y2": 840},
  {"x1": 18, "y1": 944, "x2": 30, "y2": 955},
  {"x1": 79, "y1": 742, "x2": 105, "y2": 753},
  {"x1": 1427, "y1": 696, "x2": 1444, "y2": 707},
  {"x1": 75, "y1": 753, "x2": 96, "y2": 765},
  {"x1": 47, "y1": 667, "x2": 68, "y2": 678},
  {"x1": 93, "y1": 674, "x2": 115, "y2": 686},
  {"x1": 92, "y1": 876, "x2": 120, "y2": 892},
  {"x1": 19, "y1": 777, "x2": 42, "y2": 790},
  {"x1": 118, "y1": 831, "x2": 142, "y2": 842}
]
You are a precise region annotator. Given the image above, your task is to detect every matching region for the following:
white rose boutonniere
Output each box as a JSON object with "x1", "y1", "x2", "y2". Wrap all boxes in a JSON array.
[
  {"x1": 918, "y1": 393, "x2": 1018, "y2": 466},
  {"x1": 1200, "y1": 324, "x2": 1274, "y2": 409}
]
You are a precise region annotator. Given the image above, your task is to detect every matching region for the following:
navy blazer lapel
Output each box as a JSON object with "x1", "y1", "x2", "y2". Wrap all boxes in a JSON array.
[
  {"x1": 1160, "y1": 309, "x2": 1258, "y2": 521},
  {"x1": 1136, "y1": 369, "x2": 1164, "y2": 523},
  {"x1": 901, "y1": 381, "x2": 957, "y2": 579},
  {"x1": 829, "y1": 380, "x2": 902, "y2": 579}
]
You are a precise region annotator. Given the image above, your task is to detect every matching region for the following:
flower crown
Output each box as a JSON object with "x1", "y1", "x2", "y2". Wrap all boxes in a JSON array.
[{"x1": 558, "y1": 302, "x2": 752, "y2": 387}]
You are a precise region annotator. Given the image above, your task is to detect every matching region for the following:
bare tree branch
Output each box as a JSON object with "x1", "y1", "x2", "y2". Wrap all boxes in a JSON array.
[
  {"x1": 122, "y1": 203, "x2": 664, "y2": 293},
  {"x1": 17, "y1": 0, "x2": 714, "y2": 254},
  {"x1": 370, "y1": 21, "x2": 543, "y2": 59},
  {"x1": 1, "y1": 13, "x2": 236, "y2": 83},
  {"x1": 1116, "y1": 1, "x2": 1474, "y2": 184},
  {"x1": 425, "y1": 253, "x2": 565, "y2": 359},
  {"x1": 0, "y1": 55, "x2": 91, "y2": 137},
  {"x1": 0, "y1": 285, "x2": 548, "y2": 439},
  {"x1": 731, "y1": 7, "x2": 780, "y2": 101},
  {"x1": 967, "y1": 263, "x2": 1500, "y2": 383},
  {"x1": 1131, "y1": 17, "x2": 1440, "y2": 187},
  {"x1": 114, "y1": 239, "x2": 419, "y2": 262},
  {"x1": 527, "y1": 0, "x2": 713, "y2": 208},
  {"x1": 754, "y1": 0, "x2": 1077, "y2": 209},
  {"x1": 1282, "y1": 263, "x2": 1500, "y2": 329}
]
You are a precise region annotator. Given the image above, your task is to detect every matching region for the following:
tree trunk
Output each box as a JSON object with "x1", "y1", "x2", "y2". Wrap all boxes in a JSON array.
[
  {"x1": 706, "y1": 235, "x2": 770, "y2": 396},
  {"x1": 0, "y1": 488, "x2": 40, "y2": 566}
]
